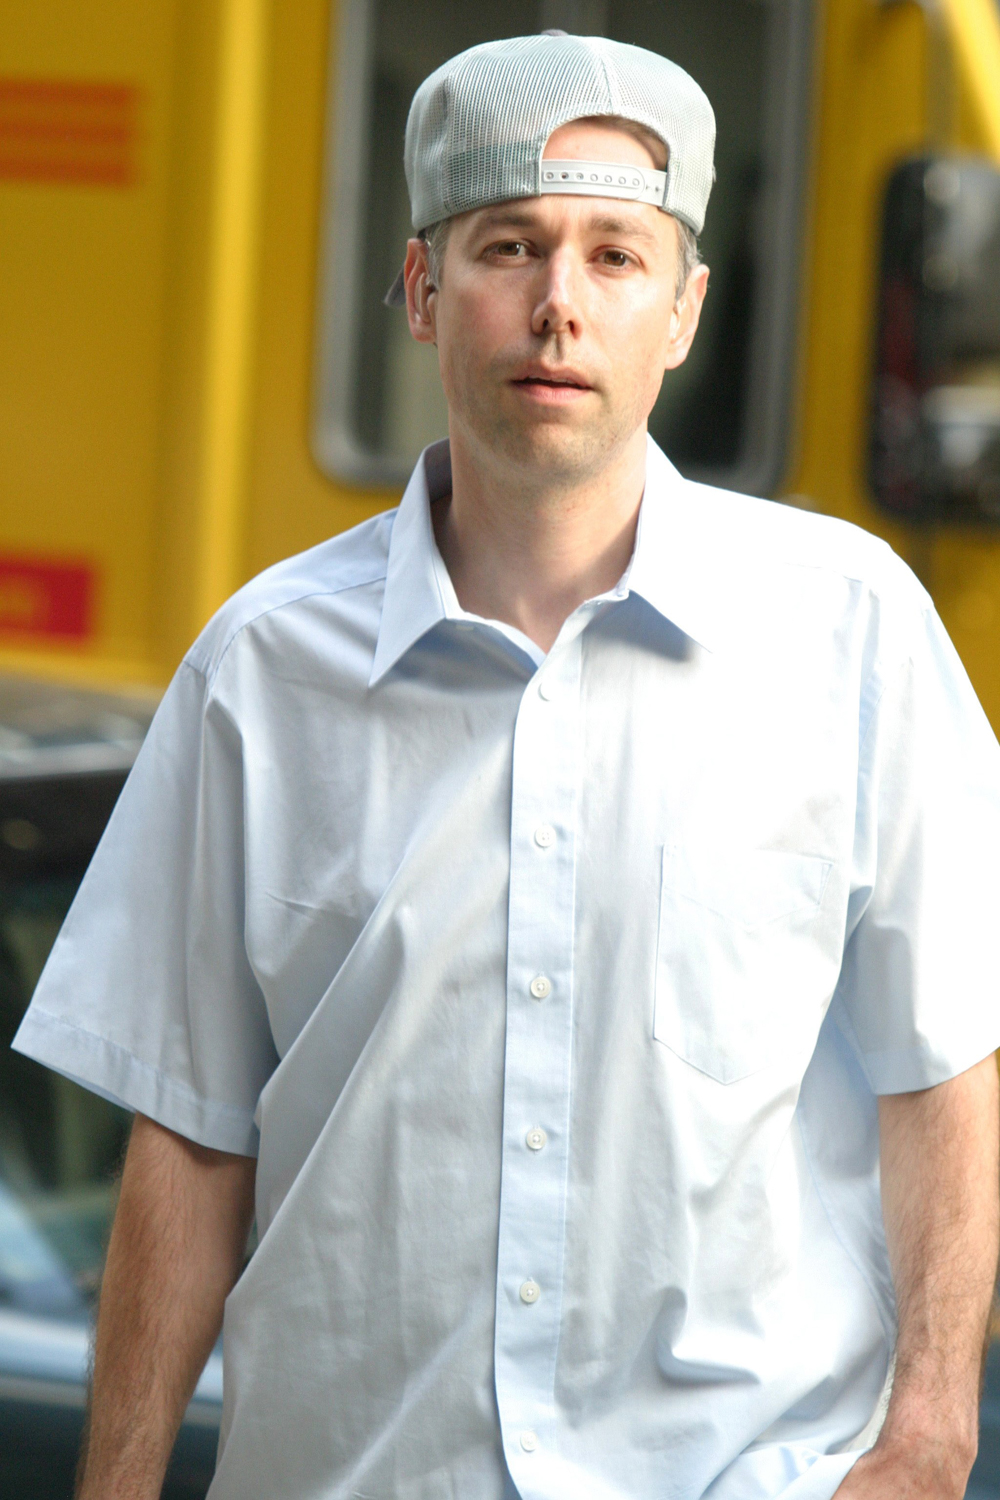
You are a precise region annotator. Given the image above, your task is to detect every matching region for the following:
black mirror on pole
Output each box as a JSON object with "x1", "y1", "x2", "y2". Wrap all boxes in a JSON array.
[{"x1": 871, "y1": 155, "x2": 1000, "y2": 524}]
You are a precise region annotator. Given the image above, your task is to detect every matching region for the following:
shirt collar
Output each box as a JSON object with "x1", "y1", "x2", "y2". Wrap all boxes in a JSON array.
[
  {"x1": 623, "y1": 436, "x2": 728, "y2": 656},
  {"x1": 369, "y1": 440, "x2": 455, "y2": 686},
  {"x1": 370, "y1": 434, "x2": 727, "y2": 685}
]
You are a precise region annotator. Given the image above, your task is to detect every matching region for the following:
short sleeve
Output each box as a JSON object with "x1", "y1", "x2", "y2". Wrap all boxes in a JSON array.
[
  {"x1": 836, "y1": 600, "x2": 1000, "y2": 1093},
  {"x1": 12, "y1": 658, "x2": 277, "y2": 1155}
]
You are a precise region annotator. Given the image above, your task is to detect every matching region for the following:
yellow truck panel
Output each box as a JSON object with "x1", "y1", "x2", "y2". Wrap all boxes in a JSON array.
[{"x1": 0, "y1": 1, "x2": 178, "y2": 683}]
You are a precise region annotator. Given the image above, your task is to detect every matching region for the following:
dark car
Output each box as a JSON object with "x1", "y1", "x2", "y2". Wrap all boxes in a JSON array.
[{"x1": 0, "y1": 676, "x2": 220, "y2": 1499}]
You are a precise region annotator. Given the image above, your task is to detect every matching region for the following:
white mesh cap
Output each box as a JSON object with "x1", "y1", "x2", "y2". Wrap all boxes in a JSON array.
[{"x1": 385, "y1": 32, "x2": 715, "y2": 305}]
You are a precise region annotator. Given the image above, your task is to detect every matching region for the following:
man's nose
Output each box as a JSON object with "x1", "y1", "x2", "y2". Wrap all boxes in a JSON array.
[{"x1": 530, "y1": 249, "x2": 582, "y2": 338}]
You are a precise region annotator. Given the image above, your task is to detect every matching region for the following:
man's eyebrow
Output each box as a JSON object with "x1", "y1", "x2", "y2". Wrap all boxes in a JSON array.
[
  {"x1": 584, "y1": 213, "x2": 659, "y2": 243},
  {"x1": 471, "y1": 205, "x2": 661, "y2": 243},
  {"x1": 472, "y1": 207, "x2": 547, "y2": 234}
]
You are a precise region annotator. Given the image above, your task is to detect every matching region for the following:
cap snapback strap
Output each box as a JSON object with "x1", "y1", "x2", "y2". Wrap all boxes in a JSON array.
[{"x1": 538, "y1": 160, "x2": 668, "y2": 209}]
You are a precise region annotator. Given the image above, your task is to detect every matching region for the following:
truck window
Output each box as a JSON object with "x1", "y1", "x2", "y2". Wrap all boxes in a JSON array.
[{"x1": 313, "y1": 0, "x2": 814, "y2": 496}]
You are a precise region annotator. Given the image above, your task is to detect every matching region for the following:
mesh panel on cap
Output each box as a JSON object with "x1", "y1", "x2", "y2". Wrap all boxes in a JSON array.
[{"x1": 404, "y1": 32, "x2": 715, "y2": 235}]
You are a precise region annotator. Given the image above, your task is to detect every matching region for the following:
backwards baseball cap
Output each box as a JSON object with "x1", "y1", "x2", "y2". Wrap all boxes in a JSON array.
[{"x1": 385, "y1": 30, "x2": 715, "y2": 307}]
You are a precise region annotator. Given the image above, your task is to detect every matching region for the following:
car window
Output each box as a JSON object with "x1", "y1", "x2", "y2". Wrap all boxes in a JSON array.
[
  {"x1": 0, "y1": 774, "x2": 132, "y2": 1320},
  {"x1": 0, "y1": 873, "x2": 129, "y2": 1318},
  {"x1": 313, "y1": 0, "x2": 814, "y2": 496}
]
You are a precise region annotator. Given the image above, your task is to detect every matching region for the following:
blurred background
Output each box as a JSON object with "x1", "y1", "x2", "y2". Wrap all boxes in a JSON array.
[{"x1": 2, "y1": 0, "x2": 1000, "y2": 1494}]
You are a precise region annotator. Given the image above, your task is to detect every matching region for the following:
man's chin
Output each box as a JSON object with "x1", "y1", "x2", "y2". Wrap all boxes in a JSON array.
[{"x1": 481, "y1": 411, "x2": 624, "y2": 480}]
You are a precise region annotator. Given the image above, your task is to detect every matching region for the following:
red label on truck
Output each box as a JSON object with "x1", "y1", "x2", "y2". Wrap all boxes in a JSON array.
[
  {"x1": 0, "y1": 557, "x2": 94, "y2": 639},
  {"x1": 0, "y1": 78, "x2": 140, "y2": 187}
]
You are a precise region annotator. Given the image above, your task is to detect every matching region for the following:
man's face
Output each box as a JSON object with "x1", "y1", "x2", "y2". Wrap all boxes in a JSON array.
[{"x1": 405, "y1": 119, "x2": 709, "y2": 485}]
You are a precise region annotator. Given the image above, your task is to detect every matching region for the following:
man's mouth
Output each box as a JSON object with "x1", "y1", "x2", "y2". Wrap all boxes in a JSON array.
[
  {"x1": 510, "y1": 371, "x2": 593, "y2": 399},
  {"x1": 514, "y1": 376, "x2": 588, "y2": 388}
]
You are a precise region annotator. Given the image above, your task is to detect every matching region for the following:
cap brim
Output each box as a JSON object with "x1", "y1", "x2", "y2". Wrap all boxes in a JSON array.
[{"x1": 383, "y1": 265, "x2": 407, "y2": 308}]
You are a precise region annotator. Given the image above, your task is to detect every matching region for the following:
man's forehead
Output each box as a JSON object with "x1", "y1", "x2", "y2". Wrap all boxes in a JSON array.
[{"x1": 545, "y1": 115, "x2": 668, "y2": 171}]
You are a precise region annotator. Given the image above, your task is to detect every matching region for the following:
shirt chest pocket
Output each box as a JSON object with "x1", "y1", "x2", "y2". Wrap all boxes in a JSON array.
[{"x1": 654, "y1": 845, "x2": 834, "y2": 1084}]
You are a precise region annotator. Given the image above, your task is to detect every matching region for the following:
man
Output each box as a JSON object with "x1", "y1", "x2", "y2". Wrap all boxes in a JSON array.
[{"x1": 13, "y1": 30, "x2": 1000, "y2": 1500}]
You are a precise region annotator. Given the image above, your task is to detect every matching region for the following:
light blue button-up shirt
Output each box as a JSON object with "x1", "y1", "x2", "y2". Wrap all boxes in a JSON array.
[{"x1": 15, "y1": 438, "x2": 1000, "y2": 1500}]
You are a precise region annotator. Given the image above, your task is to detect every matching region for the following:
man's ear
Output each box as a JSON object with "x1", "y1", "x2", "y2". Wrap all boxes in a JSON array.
[
  {"x1": 405, "y1": 238, "x2": 438, "y2": 345},
  {"x1": 663, "y1": 262, "x2": 710, "y2": 373}
]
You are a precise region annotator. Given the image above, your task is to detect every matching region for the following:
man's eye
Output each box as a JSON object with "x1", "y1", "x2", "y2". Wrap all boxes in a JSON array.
[
  {"x1": 492, "y1": 241, "x2": 527, "y2": 257},
  {"x1": 600, "y1": 250, "x2": 632, "y2": 269}
]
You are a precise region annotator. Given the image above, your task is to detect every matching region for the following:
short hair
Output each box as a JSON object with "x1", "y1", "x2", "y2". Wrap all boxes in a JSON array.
[
  {"x1": 672, "y1": 220, "x2": 700, "y2": 304},
  {"x1": 421, "y1": 212, "x2": 700, "y2": 306}
]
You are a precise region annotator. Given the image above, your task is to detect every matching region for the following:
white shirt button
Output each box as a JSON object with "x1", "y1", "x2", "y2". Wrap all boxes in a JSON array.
[
  {"x1": 519, "y1": 1279, "x2": 540, "y2": 1304},
  {"x1": 526, "y1": 1127, "x2": 547, "y2": 1151},
  {"x1": 529, "y1": 975, "x2": 551, "y2": 1000},
  {"x1": 519, "y1": 1429, "x2": 539, "y2": 1452},
  {"x1": 537, "y1": 677, "x2": 553, "y2": 700},
  {"x1": 533, "y1": 824, "x2": 556, "y2": 848}
]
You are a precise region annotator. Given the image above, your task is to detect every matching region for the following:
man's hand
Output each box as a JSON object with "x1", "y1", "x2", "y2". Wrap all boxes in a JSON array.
[
  {"x1": 833, "y1": 1054, "x2": 1000, "y2": 1499},
  {"x1": 76, "y1": 1113, "x2": 256, "y2": 1500}
]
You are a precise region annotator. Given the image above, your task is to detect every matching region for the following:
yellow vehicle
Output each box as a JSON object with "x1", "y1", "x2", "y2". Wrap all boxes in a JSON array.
[{"x1": 2, "y1": 0, "x2": 1000, "y2": 715}]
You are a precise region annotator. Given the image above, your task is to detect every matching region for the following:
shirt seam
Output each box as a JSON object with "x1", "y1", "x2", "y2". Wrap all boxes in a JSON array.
[
  {"x1": 186, "y1": 567, "x2": 389, "y2": 689},
  {"x1": 19, "y1": 1006, "x2": 256, "y2": 1126},
  {"x1": 762, "y1": 553, "x2": 933, "y2": 615},
  {"x1": 829, "y1": 995, "x2": 879, "y2": 1096},
  {"x1": 856, "y1": 667, "x2": 895, "y2": 771},
  {"x1": 678, "y1": 485, "x2": 933, "y2": 605},
  {"x1": 680, "y1": 486, "x2": 929, "y2": 585},
  {"x1": 795, "y1": 1106, "x2": 896, "y2": 1344}
]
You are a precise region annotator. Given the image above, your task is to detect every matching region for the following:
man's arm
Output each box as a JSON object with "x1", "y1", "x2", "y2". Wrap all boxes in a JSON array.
[
  {"x1": 76, "y1": 1113, "x2": 256, "y2": 1500},
  {"x1": 835, "y1": 1053, "x2": 1000, "y2": 1499}
]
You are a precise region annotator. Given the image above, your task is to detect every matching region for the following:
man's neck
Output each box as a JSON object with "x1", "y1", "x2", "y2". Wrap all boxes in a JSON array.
[{"x1": 431, "y1": 425, "x2": 647, "y2": 654}]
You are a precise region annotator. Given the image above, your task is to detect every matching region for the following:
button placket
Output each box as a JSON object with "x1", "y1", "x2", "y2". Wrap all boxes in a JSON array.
[{"x1": 494, "y1": 641, "x2": 583, "y2": 1476}]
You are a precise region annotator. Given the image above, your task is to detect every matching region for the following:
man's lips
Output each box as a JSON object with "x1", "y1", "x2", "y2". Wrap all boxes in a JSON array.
[{"x1": 510, "y1": 371, "x2": 594, "y2": 401}]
